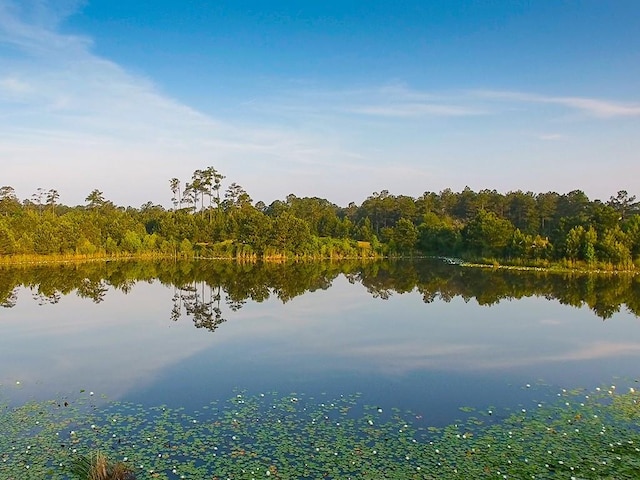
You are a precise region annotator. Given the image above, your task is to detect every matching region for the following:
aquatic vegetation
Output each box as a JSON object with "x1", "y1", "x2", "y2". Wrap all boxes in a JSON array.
[
  {"x1": 2, "y1": 385, "x2": 640, "y2": 479},
  {"x1": 67, "y1": 450, "x2": 135, "y2": 480}
]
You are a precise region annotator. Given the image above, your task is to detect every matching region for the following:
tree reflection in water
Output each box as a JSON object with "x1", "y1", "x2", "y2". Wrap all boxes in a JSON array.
[{"x1": 1, "y1": 259, "x2": 639, "y2": 331}]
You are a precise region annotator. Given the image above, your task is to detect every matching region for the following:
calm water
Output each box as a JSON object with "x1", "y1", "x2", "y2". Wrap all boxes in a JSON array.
[{"x1": 1, "y1": 259, "x2": 639, "y2": 426}]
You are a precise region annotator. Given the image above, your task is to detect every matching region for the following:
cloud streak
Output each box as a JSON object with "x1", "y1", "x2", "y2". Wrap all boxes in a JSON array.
[{"x1": 476, "y1": 90, "x2": 640, "y2": 118}]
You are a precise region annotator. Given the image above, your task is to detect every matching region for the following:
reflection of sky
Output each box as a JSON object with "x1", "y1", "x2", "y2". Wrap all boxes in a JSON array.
[{"x1": 2, "y1": 276, "x2": 640, "y2": 423}]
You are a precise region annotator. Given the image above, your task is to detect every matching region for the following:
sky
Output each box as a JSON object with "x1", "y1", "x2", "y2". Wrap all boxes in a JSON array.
[{"x1": 1, "y1": 0, "x2": 639, "y2": 208}]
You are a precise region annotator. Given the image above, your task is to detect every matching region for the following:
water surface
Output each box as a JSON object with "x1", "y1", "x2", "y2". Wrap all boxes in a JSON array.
[{"x1": 1, "y1": 259, "x2": 639, "y2": 426}]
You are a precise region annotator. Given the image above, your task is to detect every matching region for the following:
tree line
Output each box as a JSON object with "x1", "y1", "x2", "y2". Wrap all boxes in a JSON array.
[{"x1": 0, "y1": 169, "x2": 639, "y2": 268}]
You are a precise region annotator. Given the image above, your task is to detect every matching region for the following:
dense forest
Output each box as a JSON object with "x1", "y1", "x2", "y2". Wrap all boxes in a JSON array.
[{"x1": 0, "y1": 166, "x2": 639, "y2": 268}]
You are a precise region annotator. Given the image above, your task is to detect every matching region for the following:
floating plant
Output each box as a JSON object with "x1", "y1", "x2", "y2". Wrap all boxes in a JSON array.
[{"x1": 2, "y1": 385, "x2": 640, "y2": 479}]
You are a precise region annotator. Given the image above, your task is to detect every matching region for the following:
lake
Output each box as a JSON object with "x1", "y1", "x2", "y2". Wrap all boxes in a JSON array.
[
  {"x1": 2, "y1": 258, "x2": 640, "y2": 478},
  {"x1": 2, "y1": 258, "x2": 639, "y2": 416}
]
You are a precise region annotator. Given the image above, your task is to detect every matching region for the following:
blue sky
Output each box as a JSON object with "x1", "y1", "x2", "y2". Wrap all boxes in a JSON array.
[{"x1": 1, "y1": 0, "x2": 639, "y2": 207}]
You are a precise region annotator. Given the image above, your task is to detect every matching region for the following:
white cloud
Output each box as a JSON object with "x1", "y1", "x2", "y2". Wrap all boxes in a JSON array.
[
  {"x1": 0, "y1": 76, "x2": 32, "y2": 95},
  {"x1": 251, "y1": 83, "x2": 487, "y2": 118},
  {"x1": 537, "y1": 133, "x2": 565, "y2": 141},
  {"x1": 0, "y1": 0, "x2": 367, "y2": 206},
  {"x1": 347, "y1": 102, "x2": 483, "y2": 117},
  {"x1": 0, "y1": 1, "x2": 638, "y2": 207},
  {"x1": 475, "y1": 90, "x2": 640, "y2": 118}
]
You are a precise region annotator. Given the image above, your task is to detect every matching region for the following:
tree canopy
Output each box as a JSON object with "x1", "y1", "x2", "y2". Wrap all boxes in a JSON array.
[{"x1": 1, "y1": 170, "x2": 639, "y2": 269}]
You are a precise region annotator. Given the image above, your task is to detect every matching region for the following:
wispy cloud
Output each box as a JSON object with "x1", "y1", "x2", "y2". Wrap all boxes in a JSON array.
[
  {"x1": 0, "y1": 0, "x2": 91, "y2": 56},
  {"x1": 0, "y1": 0, "x2": 365, "y2": 205},
  {"x1": 347, "y1": 102, "x2": 483, "y2": 117},
  {"x1": 253, "y1": 83, "x2": 640, "y2": 121},
  {"x1": 537, "y1": 133, "x2": 565, "y2": 141},
  {"x1": 252, "y1": 83, "x2": 487, "y2": 118},
  {"x1": 1, "y1": 1, "x2": 639, "y2": 207},
  {"x1": 343, "y1": 84, "x2": 485, "y2": 117},
  {"x1": 475, "y1": 90, "x2": 640, "y2": 118}
]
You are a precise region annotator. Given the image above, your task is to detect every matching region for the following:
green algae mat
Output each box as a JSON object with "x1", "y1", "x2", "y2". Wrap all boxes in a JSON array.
[{"x1": 3, "y1": 385, "x2": 640, "y2": 479}]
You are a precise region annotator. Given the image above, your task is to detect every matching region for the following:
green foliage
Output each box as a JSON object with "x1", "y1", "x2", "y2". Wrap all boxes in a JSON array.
[
  {"x1": 391, "y1": 217, "x2": 419, "y2": 253},
  {"x1": 0, "y1": 176, "x2": 638, "y2": 267},
  {"x1": 179, "y1": 238, "x2": 193, "y2": 257},
  {"x1": 418, "y1": 212, "x2": 462, "y2": 255},
  {"x1": 463, "y1": 210, "x2": 515, "y2": 257},
  {"x1": 4, "y1": 383, "x2": 640, "y2": 479},
  {"x1": 120, "y1": 230, "x2": 143, "y2": 254}
]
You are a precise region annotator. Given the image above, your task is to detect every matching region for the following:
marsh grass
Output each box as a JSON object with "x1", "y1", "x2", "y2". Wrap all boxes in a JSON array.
[{"x1": 68, "y1": 451, "x2": 135, "y2": 480}]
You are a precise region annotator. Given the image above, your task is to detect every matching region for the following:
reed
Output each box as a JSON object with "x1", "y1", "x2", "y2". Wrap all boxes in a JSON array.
[{"x1": 68, "y1": 451, "x2": 135, "y2": 480}]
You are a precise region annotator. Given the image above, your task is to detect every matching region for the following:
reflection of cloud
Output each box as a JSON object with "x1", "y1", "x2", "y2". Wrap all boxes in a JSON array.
[
  {"x1": 479, "y1": 342, "x2": 640, "y2": 369},
  {"x1": 344, "y1": 343, "x2": 491, "y2": 374},
  {"x1": 554, "y1": 342, "x2": 640, "y2": 361},
  {"x1": 4, "y1": 273, "x2": 640, "y2": 405},
  {"x1": 539, "y1": 318, "x2": 563, "y2": 325},
  {"x1": 334, "y1": 341, "x2": 640, "y2": 375},
  {"x1": 1, "y1": 284, "x2": 214, "y2": 400}
]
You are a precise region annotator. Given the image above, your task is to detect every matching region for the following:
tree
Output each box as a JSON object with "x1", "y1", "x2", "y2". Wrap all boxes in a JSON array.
[
  {"x1": 622, "y1": 214, "x2": 640, "y2": 259},
  {"x1": 583, "y1": 226, "x2": 597, "y2": 264},
  {"x1": 418, "y1": 213, "x2": 461, "y2": 255},
  {"x1": 463, "y1": 210, "x2": 515, "y2": 257},
  {"x1": 589, "y1": 203, "x2": 620, "y2": 234},
  {"x1": 120, "y1": 230, "x2": 143, "y2": 253},
  {"x1": 608, "y1": 190, "x2": 638, "y2": 220},
  {"x1": 182, "y1": 182, "x2": 197, "y2": 212},
  {"x1": 536, "y1": 191, "x2": 559, "y2": 235},
  {"x1": 85, "y1": 189, "x2": 105, "y2": 209},
  {"x1": 45, "y1": 189, "x2": 60, "y2": 215},
  {"x1": 0, "y1": 186, "x2": 19, "y2": 217},
  {"x1": 505, "y1": 190, "x2": 537, "y2": 233},
  {"x1": 598, "y1": 227, "x2": 631, "y2": 265},
  {"x1": 0, "y1": 219, "x2": 16, "y2": 254},
  {"x1": 203, "y1": 166, "x2": 225, "y2": 213},
  {"x1": 564, "y1": 226, "x2": 584, "y2": 261},
  {"x1": 453, "y1": 186, "x2": 480, "y2": 220},
  {"x1": 169, "y1": 178, "x2": 182, "y2": 209},
  {"x1": 224, "y1": 183, "x2": 252, "y2": 210},
  {"x1": 392, "y1": 218, "x2": 418, "y2": 253},
  {"x1": 271, "y1": 212, "x2": 312, "y2": 254},
  {"x1": 236, "y1": 208, "x2": 272, "y2": 254}
]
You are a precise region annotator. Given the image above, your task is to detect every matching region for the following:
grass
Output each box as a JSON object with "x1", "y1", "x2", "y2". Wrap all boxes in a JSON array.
[{"x1": 68, "y1": 451, "x2": 135, "y2": 480}]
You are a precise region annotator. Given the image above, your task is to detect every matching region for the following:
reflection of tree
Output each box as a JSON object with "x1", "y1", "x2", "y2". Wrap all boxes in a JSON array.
[
  {"x1": 1, "y1": 286, "x2": 18, "y2": 308},
  {"x1": 351, "y1": 259, "x2": 640, "y2": 320},
  {"x1": 0, "y1": 259, "x2": 639, "y2": 326},
  {"x1": 32, "y1": 290, "x2": 61, "y2": 305},
  {"x1": 173, "y1": 282, "x2": 226, "y2": 333},
  {"x1": 77, "y1": 278, "x2": 108, "y2": 303}
]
